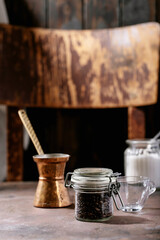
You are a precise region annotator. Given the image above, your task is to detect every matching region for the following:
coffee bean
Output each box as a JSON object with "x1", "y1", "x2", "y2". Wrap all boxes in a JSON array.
[{"x1": 75, "y1": 191, "x2": 112, "y2": 221}]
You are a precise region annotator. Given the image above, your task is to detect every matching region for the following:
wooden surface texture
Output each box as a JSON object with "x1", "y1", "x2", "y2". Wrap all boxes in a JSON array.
[
  {"x1": 4, "y1": 0, "x2": 158, "y2": 29},
  {"x1": 0, "y1": 22, "x2": 159, "y2": 108},
  {"x1": 0, "y1": 182, "x2": 160, "y2": 240},
  {"x1": 128, "y1": 107, "x2": 146, "y2": 139},
  {"x1": 1, "y1": 1, "x2": 160, "y2": 181},
  {"x1": 122, "y1": 0, "x2": 156, "y2": 26},
  {"x1": 7, "y1": 107, "x2": 23, "y2": 181}
]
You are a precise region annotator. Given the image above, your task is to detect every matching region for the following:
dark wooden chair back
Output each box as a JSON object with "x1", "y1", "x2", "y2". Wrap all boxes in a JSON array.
[{"x1": 0, "y1": 22, "x2": 159, "y2": 180}]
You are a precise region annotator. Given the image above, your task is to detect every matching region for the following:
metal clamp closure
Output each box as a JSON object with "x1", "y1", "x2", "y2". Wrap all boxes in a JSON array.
[
  {"x1": 65, "y1": 171, "x2": 124, "y2": 210},
  {"x1": 64, "y1": 172, "x2": 73, "y2": 188},
  {"x1": 108, "y1": 173, "x2": 124, "y2": 210}
]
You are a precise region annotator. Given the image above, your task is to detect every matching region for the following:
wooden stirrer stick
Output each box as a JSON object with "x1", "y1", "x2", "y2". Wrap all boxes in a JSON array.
[{"x1": 18, "y1": 109, "x2": 44, "y2": 155}]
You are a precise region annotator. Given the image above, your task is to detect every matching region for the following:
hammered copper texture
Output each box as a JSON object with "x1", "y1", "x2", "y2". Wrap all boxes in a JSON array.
[{"x1": 33, "y1": 154, "x2": 71, "y2": 208}]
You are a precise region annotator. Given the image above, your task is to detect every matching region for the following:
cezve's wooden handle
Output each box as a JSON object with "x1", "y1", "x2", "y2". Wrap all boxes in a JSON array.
[{"x1": 18, "y1": 109, "x2": 44, "y2": 155}]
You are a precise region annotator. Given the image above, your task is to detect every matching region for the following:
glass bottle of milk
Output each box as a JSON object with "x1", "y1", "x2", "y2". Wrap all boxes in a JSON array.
[{"x1": 124, "y1": 139, "x2": 160, "y2": 189}]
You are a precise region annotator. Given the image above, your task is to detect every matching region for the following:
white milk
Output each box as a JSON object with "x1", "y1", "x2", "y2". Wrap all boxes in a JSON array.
[{"x1": 124, "y1": 139, "x2": 160, "y2": 189}]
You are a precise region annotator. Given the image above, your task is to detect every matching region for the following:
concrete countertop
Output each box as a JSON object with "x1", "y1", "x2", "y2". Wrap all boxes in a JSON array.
[{"x1": 0, "y1": 181, "x2": 159, "y2": 240}]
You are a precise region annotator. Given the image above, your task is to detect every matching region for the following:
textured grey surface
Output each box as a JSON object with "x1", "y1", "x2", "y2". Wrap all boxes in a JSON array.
[{"x1": 0, "y1": 182, "x2": 159, "y2": 240}]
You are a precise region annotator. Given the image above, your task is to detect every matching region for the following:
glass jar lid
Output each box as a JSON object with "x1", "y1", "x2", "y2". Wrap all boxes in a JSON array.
[
  {"x1": 126, "y1": 139, "x2": 159, "y2": 148},
  {"x1": 70, "y1": 167, "x2": 115, "y2": 190}
]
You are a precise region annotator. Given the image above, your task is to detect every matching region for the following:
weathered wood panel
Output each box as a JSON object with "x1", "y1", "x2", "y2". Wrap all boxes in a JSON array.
[
  {"x1": 0, "y1": 23, "x2": 159, "y2": 108},
  {"x1": 3, "y1": 0, "x2": 47, "y2": 181},
  {"x1": 1, "y1": 0, "x2": 160, "y2": 181},
  {"x1": 128, "y1": 107, "x2": 145, "y2": 139},
  {"x1": 7, "y1": 107, "x2": 23, "y2": 181},
  {"x1": 48, "y1": 0, "x2": 82, "y2": 29},
  {"x1": 83, "y1": 0, "x2": 119, "y2": 29},
  {"x1": 3, "y1": 0, "x2": 159, "y2": 29},
  {"x1": 122, "y1": 0, "x2": 156, "y2": 26},
  {"x1": 4, "y1": 0, "x2": 46, "y2": 27}
]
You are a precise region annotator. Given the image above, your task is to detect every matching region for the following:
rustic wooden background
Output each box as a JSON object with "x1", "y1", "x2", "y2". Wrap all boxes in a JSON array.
[{"x1": 4, "y1": 0, "x2": 160, "y2": 180}]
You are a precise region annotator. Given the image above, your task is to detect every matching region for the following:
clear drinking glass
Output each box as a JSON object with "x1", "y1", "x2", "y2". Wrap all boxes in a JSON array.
[{"x1": 116, "y1": 176, "x2": 156, "y2": 212}]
